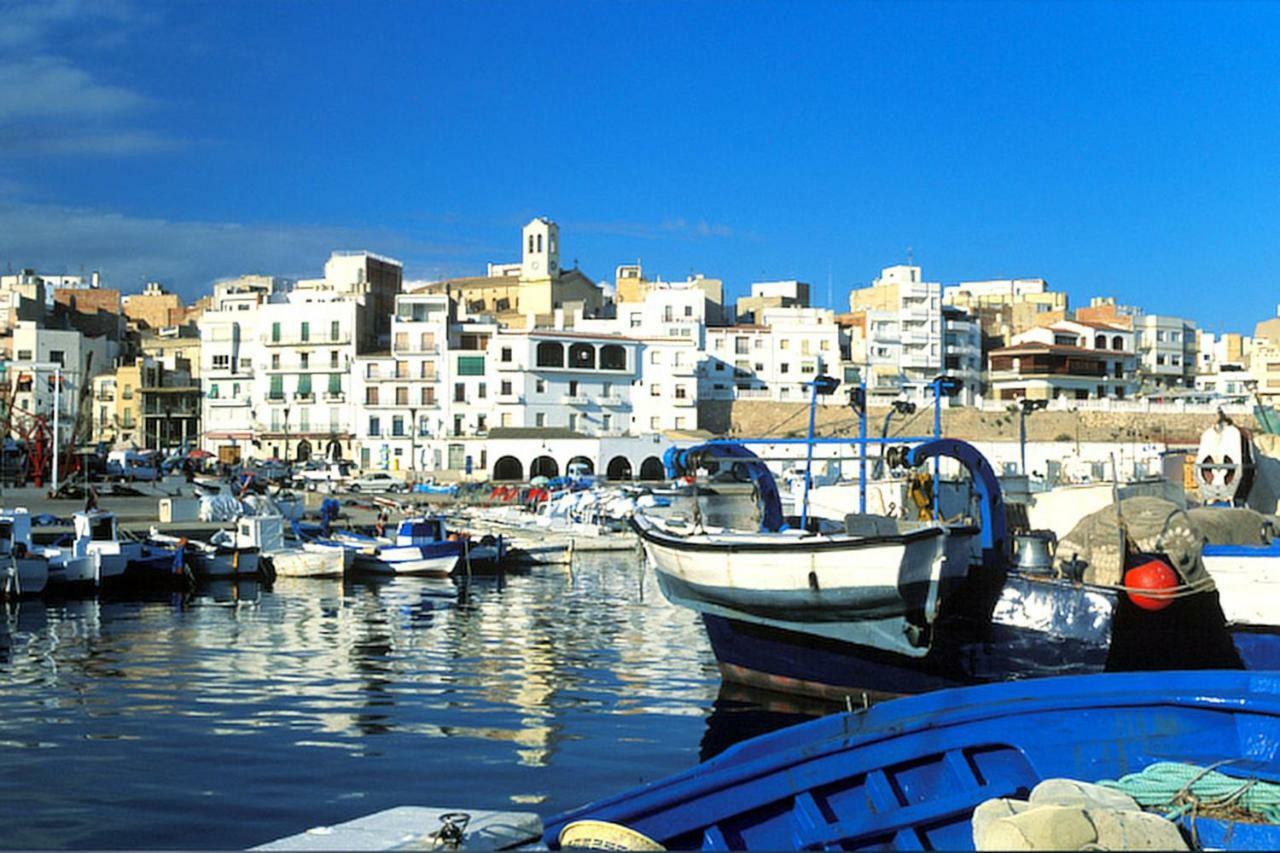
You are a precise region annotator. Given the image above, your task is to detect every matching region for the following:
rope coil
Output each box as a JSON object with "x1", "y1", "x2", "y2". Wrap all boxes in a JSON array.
[{"x1": 1099, "y1": 761, "x2": 1280, "y2": 824}]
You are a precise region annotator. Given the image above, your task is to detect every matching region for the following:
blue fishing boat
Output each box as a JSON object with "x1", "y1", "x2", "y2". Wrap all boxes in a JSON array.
[
  {"x1": 543, "y1": 670, "x2": 1280, "y2": 850},
  {"x1": 1202, "y1": 540, "x2": 1280, "y2": 669}
]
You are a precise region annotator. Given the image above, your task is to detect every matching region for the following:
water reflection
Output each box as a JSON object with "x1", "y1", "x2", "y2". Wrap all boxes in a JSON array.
[{"x1": 0, "y1": 554, "x2": 734, "y2": 849}]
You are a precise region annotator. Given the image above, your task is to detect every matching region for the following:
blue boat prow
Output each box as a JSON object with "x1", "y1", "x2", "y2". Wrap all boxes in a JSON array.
[{"x1": 543, "y1": 671, "x2": 1280, "y2": 850}]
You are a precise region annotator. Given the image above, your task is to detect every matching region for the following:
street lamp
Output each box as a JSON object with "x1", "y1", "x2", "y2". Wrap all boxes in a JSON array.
[
  {"x1": 282, "y1": 405, "x2": 291, "y2": 463},
  {"x1": 409, "y1": 406, "x2": 418, "y2": 475}
]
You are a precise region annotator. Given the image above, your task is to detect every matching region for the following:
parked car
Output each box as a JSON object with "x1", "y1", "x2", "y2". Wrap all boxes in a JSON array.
[
  {"x1": 250, "y1": 459, "x2": 293, "y2": 485},
  {"x1": 347, "y1": 471, "x2": 407, "y2": 493}
]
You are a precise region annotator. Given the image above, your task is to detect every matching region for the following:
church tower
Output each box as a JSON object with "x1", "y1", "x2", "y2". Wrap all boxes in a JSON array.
[{"x1": 521, "y1": 217, "x2": 560, "y2": 282}]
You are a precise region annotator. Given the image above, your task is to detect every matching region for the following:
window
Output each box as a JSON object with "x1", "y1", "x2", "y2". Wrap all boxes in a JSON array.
[
  {"x1": 801, "y1": 340, "x2": 811, "y2": 355},
  {"x1": 49, "y1": 350, "x2": 65, "y2": 367},
  {"x1": 366, "y1": 363, "x2": 379, "y2": 379},
  {"x1": 663, "y1": 306, "x2": 674, "y2": 322},
  {"x1": 271, "y1": 353, "x2": 280, "y2": 370},
  {"x1": 600, "y1": 344, "x2": 626, "y2": 370},
  {"x1": 535, "y1": 413, "x2": 546, "y2": 427},
  {"x1": 753, "y1": 337, "x2": 763, "y2": 350},
  {"x1": 735, "y1": 337, "x2": 749, "y2": 355},
  {"x1": 213, "y1": 354, "x2": 230, "y2": 370},
  {"x1": 568, "y1": 380, "x2": 578, "y2": 396},
  {"x1": 331, "y1": 321, "x2": 340, "y2": 341},
  {"x1": 780, "y1": 363, "x2": 790, "y2": 374},
  {"x1": 392, "y1": 416, "x2": 404, "y2": 437},
  {"x1": 684, "y1": 305, "x2": 693, "y2": 317},
  {"x1": 421, "y1": 387, "x2": 433, "y2": 405},
  {"x1": 368, "y1": 416, "x2": 380, "y2": 437},
  {"x1": 241, "y1": 357, "x2": 252, "y2": 370},
  {"x1": 396, "y1": 386, "x2": 409, "y2": 405},
  {"x1": 535, "y1": 379, "x2": 546, "y2": 394},
  {"x1": 330, "y1": 351, "x2": 339, "y2": 369},
  {"x1": 300, "y1": 352, "x2": 309, "y2": 370},
  {"x1": 395, "y1": 361, "x2": 408, "y2": 379},
  {"x1": 651, "y1": 384, "x2": 661, "y2": 396},
  {"x1": 272, "y1": 409, "x2": 281, "y2": 430},
  {"x1": 477, "y1": 382, "x2": 487, "y2": 399},
  {"x1": 232, "y1": 382, "x2": 240, "y2": 396},
  {"x1": 650, "y1": 350, "x2": 661, "y2": 366},
  {"x1": 675, "y1": 385, "x2": 687, "y2": 399},
  {"x1": 602, "y1": 381, "x2": 612, "y2": 397},
  {"x1": 457, "y1": 355, "x2": 485, "y2": 376},
  {"x1": 269, "y1": 376, "x2": 284, "y2": 400},
  {"x1": 501, "y1": 347, "x2": 512, "y2": 363},
  {"x1": 630, "y1": 314, "x2": 641, "y2": 328},
  {"x1": 602, "y1": 413, "x2": 612, "y2": 431},
  {"x1": 820, "y1": 340, "x2": 830, "y2": 351},
  {"x1": 16, "y1": 349, "x2": 31, "y2": 360},
  {"x1": 297, "y1": 375, "x2": 312, "y2": 397},
  {"x1": 801, "y1": 362, "x2": 816, "y2": 374},
  {"x1": 123, "y1": 384, "x2": 133, "y2": 400},
  {"x1": 328, "y1": 374, "x2": 342, "y2": 395},
  {"x1": 394, "y1": 332, "x2": 408, "y2": 352},
  {"x1": 298, "y1": 409, "x2": 309, "y2": 432},
  {"x1": 300, "y1": 322, "x2": 310, "y2": 342},
  {"x1": 477, "y1": 414, "x2": 486, "y2": 433},
  {"x1": 568, "y1": 413, "x2": 578, "y2": 430},
  {"x1": 421, "y1": 332, "x2": 435, "y2": 351},
  {"x1": 454, "y1": 383, "x2": 465, "y2": 403},
  {"x1": 650, "y1": 416, "x2": 660, "y2": 430},
  {"x1": 780, "y1": 339, "x2": 790, "y2": 350},
  {"x1": 271, "y1": 322, "x2": 281, "y2": 343},
  {"x1": 536, "y1": 341, "x2": 564, "y2": 368},
  {"x1": 501, "y1": 380, "x2": 512, "y2": 396},
  {"x1": 365, "y1": 387, "x2": 378, "y2": 405},
  {"x1": 675, "y1": 417, "x2": 686, "y2": 429},
  {"x1": 208, "y1": 383, "x2": 219, "y2": 399},
  {"x1": 569, "y1": 343, "x2": 595, "y2": 369},
  {"x1": 452, "y1": 416, "x2": 463, "y2": 436}
]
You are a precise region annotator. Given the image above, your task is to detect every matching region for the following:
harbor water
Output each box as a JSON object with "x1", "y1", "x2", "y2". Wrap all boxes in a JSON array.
[{"x1": 0, "y1": 552, "x2": 813, "y2": 849}]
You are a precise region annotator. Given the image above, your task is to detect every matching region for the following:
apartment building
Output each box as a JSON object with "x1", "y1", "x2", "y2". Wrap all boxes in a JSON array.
[
  {"x1": 1134, "y1": 313, "x2": 1197, "y2": 390},
  {"x1": 701, "y1": 308, "x2": 844, "y2": 406},
  {"x1": 987, "y1": 319, "x2": 1137, "y2": 401},
  {"x1": 850, "y1": 265, "x2": 943, "y2": 402}
]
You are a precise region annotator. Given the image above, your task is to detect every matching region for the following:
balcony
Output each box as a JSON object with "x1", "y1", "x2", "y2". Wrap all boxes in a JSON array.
[
  {"x1": 561, "y1": 395, "x2": 592, "y2": 405},
  {"x1": 295, "y1": 392, "x2": 315, "y2": 403},
  {"x1": 264, "y1": 334, "x2": 351, "y2": 347},
  {"x1": 672, "y1": 396, "x2": 695, "y2": 407},
  {"x1": 670, "y1": 364, "x2": 696, "y2": 377},
  {"x1": 323, "y1": 391, "x2": 346, "y2": 402},
  {"x1": 392, "y1": 343, "x2": 440, "y2": 356},
  {"x1": 496, "y1": 359, "x2": 520, "y2": 372},
  {"x1": 599, "y1": 395, "x2": 629, "y2": 408},
  {"x1": 209, "y1": 396, "x2": 252, "y2": 407}
]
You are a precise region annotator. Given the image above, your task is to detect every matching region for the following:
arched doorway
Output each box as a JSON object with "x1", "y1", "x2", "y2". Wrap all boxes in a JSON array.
[
  {"x1": 639, "y1": 456, "x2": 665, "y2": 481},
  {"x1": 493, "y1": 455, "x2": 524, "y2": 481},
  {"x1": 606, "y1": 456, "x2": 633, "y2": 481},
  {"x1": 567, "y1": 455, "x2": 594, "y2": 475},
  {"x1": 530, "y1": 456, "x2": 559, "y2": 478},
  {"x1": 325, "y1": 437, "x2": 343, "y2": 461},
  {"x1": 295, "y1": 439, "x2": 312, "y2": 463}
]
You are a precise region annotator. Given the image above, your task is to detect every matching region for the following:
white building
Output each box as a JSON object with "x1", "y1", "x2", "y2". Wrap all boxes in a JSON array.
[
  {"x1": 942, "y1": 306, "x2": 983, "y2": 405},
  {"x1": 702, "y1": 308, "x2": 845, "y2": 405},
  {"x1": 8, "y1": 321, "x2": 116, "y2": 443},
  {"x1": 849, "y1": 265, "x2": 944, "y2": 403},
  {"x1": 1134, "y1": 313, "x2": 1197, "y2": 391}
]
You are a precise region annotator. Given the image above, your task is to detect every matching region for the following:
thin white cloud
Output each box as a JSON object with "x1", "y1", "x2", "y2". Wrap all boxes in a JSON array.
[
  {"x1": 0, "y1": 0, "x2": 173, "y2": 156},
  {"x1": 0, "y1": 201, "x2": 491, "y2": 299},
  {"x1": 0, "y1": 55, "x2": 147, "y2": 121},
  {"x1": 569, "y1": 217, "x2": 737, "y2": 241}
]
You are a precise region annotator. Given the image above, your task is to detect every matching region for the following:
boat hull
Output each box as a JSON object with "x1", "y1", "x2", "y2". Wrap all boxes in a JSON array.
[
  {"x1": 1, "y1": 557, "x2": 48, "y2": 597},
  {"x1": 270, "y1": 545, "x2": 346, "y2": 578},
  {"x1": 543, "y1": 670, "x2": 1280, "y2": 851},
  {"x1": 187, "y1": 548, "x2": 262, "y2": 579}
]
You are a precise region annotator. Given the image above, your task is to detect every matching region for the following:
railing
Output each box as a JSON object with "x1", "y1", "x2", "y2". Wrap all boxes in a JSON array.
[
  {"x1": 978, "y1": 398, "x2": 1254, "y2": 415},
  {"x1": 561, "y1": 395, "x2": 591, "y2": 405},
  {"x1": 264, "y1": 334, "x2": 351, "y2": 346}
]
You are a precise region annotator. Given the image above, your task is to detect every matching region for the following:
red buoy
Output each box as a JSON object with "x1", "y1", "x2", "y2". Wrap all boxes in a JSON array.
[{"x1": 1124, "y1": 559, "x2": 1179, "y2": 611}]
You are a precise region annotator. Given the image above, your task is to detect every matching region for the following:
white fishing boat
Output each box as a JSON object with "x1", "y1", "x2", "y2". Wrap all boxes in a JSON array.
[
  {"x1": 332, "y1": 517, "x2": 462, "y2": 576},
  {"x1": 0, "y1": 508, "x2": 48, "y2": 597},
  {"x1": 149, "y1": 523, "x2": 263, "y2": 579},
  {"x1": 269, "y1": 541, "x2": 349, "y2": 578},
  {"x1": 1, "y1": 507, "x2": 95, "y2": 591},
  {"x1": 73, "y1": 510, "x2": 184, "y2": 587}
]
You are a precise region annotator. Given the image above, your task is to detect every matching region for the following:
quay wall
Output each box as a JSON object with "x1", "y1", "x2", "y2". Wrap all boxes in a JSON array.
[{"x1": 702, "y1": 400, "x2": 1257, "y2": 445}]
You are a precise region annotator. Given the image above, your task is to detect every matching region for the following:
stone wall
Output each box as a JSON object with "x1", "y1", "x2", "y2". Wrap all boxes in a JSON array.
[{"x1": 702, "y1": 400, "x2": 1257, "y2": 446}]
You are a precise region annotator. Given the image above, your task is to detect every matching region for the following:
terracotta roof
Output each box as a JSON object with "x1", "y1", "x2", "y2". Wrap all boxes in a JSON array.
[
  {"x1": 990, "y1": 342, "x2": 1113, "y2": 357},
  {"x1": 1067, "y1": 319, "x2": 1130, "y2": 331}
]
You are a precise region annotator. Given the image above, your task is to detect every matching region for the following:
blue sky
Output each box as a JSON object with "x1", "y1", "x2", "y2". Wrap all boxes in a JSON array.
[{"x1": 1, "y1": 0, "x2": 1277, "y2": 332}]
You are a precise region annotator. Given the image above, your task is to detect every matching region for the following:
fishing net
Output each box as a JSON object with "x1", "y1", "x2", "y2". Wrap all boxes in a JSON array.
[{"x1": 1053, "y1": 497, "x2": 1273, "y2": 587}]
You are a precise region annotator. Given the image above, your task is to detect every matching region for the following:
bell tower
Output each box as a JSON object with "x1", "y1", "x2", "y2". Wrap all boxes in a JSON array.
[{"x1": 521, "y1": 217, "x2": 559, "y2": 282}]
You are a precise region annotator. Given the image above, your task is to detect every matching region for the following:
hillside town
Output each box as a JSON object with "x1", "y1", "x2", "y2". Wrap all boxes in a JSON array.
[{"x1": 1, "y1": 216, "x2": 1267, "y2": 484}]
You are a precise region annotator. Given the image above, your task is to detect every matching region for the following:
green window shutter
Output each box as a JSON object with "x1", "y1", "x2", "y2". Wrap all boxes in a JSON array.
[
  {"x1": 328, "y1": 373, "x2": 341, "y2": 394},
  {"x1": 271, "y1": 322, "x2": 280, "y2": 342},
  {"x1": 457, "y1": 356, "x2": 485, "y2": 376},
  {"x1": 301, "y1": 322, "x2": 310, "y2": 342},
  {"x1": 331, "y1": 321, "x2": 340, "y2": 341},
  {"x1": 270, "y1": 375, "x2": 283, "y2": 399},
  {"x1": 208, "y1": 383, "x2": 218, "y2": 399},
  {"x1": 298, "y1": 374, "x2": 312, "y2": 395}
]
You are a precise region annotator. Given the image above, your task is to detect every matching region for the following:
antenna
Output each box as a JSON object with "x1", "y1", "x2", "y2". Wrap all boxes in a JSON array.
[
  {"x1": 907, "y1": 246, "x2": 914, "y2": 266},
  {"x1": 827, "y1": 260, "x2": 833, "y2": 309}
]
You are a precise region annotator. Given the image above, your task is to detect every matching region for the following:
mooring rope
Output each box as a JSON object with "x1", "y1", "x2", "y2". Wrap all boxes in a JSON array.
[{"x1": 1098, "y1": 761, "x2": 1280, "y2": 823}]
